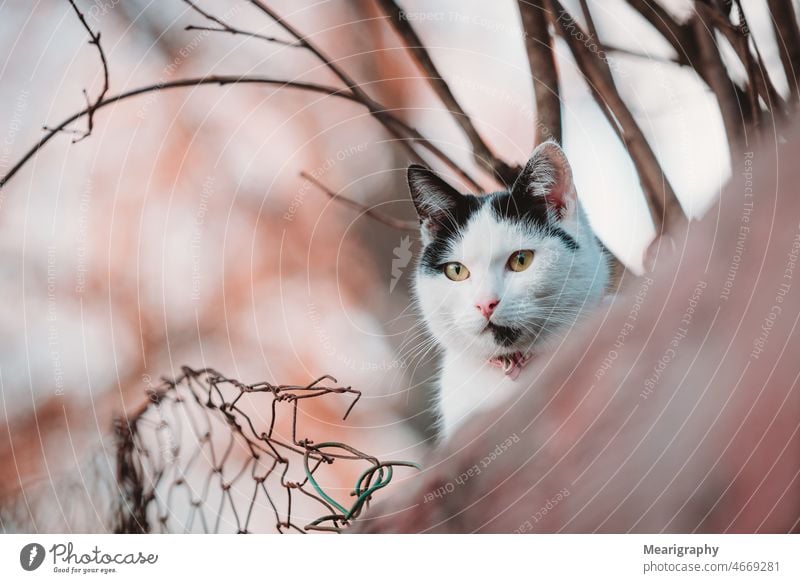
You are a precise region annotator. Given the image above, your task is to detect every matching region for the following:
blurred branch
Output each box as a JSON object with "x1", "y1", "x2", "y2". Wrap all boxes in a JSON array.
[
  {"x1": 66, "y1": 0, "x2": 110, "y2": 143},
  {"x1": 767, "y1": 0, "x2": 800, "y2": 104},
  {"x1": 517, "y1": 1, "x2": 562, "y2": 146},
  {"x1": 301, "y1": 171, "x2": 418, "y2": 231},
  {"x1": 377, "y1": 0, "x2": 519, "y2": 185},
  {"x1": 691, "y1": 7, "x2": 747, "y2": 153},
  {"x1": 624, "y1": 0, "x2": 694, "y2": 64},
  {"x1": 247, "y1": 0, "x2": 482, "y2": 190},
  {"x1": 730, "y1": 0, "x2": 781, "y2": 114},
  {"x1": 699, "y1": 1, "x2": 785, "y2": 124},
  {"x1": 624, "y1": 0, "x2": 752, "y2": 144},
  {"x1": 552, "y1": 0, "x2": 685, "y2": 244},
  {"x1": 604, "y1": 43, "x2": 680, "y2": 65}
]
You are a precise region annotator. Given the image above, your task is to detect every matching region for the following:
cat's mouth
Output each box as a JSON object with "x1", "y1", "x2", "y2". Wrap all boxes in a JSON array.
[{"x1": 483, "y1": 322, "x2": 523, "y2": 348}]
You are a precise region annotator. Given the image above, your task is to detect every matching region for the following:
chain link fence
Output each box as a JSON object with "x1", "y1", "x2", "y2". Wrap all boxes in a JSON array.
[{"x1": 113, "y1": 366, "x2": 418, "y2": 533}]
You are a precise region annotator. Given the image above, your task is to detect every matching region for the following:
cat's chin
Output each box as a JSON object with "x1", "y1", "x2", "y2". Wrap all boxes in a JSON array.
[{"x1": 440, "y1": 330, "x2": 538, "y2": 362}]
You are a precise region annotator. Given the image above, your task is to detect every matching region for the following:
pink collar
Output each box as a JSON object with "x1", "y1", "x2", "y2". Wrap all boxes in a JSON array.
[{"x1": 488, "y1": 351, "x2": 532, "y2": 380}]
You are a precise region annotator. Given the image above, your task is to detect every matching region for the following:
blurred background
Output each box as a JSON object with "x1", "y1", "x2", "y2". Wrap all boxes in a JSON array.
[{"x1": 0, "y1": 0, "x2": 793, "y2": 531}]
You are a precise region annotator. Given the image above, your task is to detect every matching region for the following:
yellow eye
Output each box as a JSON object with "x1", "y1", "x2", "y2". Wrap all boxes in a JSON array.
[
  {"x1": 508, "y1": 250, "x2": 534, "y2": 272},
  {"x1": 443, "y1": 262, "x2": 470, "y2": 281}
]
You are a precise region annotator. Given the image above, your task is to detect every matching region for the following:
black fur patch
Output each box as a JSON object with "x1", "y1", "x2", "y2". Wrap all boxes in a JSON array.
[
  {"x1": 489, "y1": 191, "x2": 550, "y2": 227},
  {"x1": 487, "y1": 322, "x2": 521, "y2": 347},
  {"x1": 490, "y1": 192, "x2": 580, "y2": 251},
  {"x1": 418, "y1": 194, "x2": 484, "y2": 275},
  {"x1": 550, "y1": 227, "x2": 579, "y2": 250},
  {"x1": 418, "y1": 189, "x2": 579, "y2": 277}
]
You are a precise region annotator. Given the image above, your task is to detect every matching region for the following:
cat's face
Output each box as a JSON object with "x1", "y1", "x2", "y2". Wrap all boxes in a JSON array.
[{"x1": 409, "y1": 141, "x2": 609, "y2": 360}]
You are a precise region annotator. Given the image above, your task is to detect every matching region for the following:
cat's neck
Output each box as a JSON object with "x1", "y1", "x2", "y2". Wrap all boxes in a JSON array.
[{"x1": 436, "y1": 346, "x2": 540, "y2": 442}]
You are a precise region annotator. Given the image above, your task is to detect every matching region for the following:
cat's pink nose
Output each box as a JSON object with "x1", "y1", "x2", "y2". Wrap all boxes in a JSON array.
[{"x1": 476, "y1": 298, "x2": 499, "y2": 320}]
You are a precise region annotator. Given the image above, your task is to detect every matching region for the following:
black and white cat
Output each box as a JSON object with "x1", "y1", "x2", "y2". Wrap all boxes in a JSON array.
[{"x1": 408, "y1": 141, "x2": 611, "y2": 440}]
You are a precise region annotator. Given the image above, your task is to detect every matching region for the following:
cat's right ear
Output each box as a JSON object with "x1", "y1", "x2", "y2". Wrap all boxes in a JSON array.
[{"x1": 407, "y1": 165, "x2": 462, "y2": 244}]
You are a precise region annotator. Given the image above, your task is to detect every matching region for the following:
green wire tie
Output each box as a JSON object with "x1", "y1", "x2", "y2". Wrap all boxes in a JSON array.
[{"x1": 304, "y1": 442, "x2": 421, "y2": 521}]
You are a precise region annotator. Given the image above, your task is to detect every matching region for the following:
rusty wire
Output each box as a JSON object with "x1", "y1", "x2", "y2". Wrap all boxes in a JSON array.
[{"x1": 113, "y1": 366, "x2": 418, "y2": 533}]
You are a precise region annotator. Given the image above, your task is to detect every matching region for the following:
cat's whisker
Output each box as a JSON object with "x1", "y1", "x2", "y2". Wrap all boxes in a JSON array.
[
  {"x1": 401, "y1": 334, "x2": 441, "y2": 361},
  {"x1": 396, "y1": 325, "x2": 436, "y2": 355}
]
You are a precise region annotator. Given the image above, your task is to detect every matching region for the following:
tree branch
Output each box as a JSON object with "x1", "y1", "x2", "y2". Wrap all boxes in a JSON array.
[
  {"x1": 377, "y1": 0, "x2": 519, "y2": 185},
  {"x1": 301, "y1": 171, "x2": 417, "y2": 231},
  {"x1": 624, "y1": 0, "x2": 751, "y2": 135},
  {"x1": 0, "y1": 75, "x2": 457, "y2": 190},
  {"x1": 603, "y1": 43, "x2": 681, "y2": 65},
  {"x1": 691, "y1": 7, "x2": 747, "y2": 153},
  {"x1": 551, "y1": 1, "x2": 685, "y2": 244},
  {"x1": 67, "y1": 0, "x2": 110, "y2": 143},
  {"x1": 181, "y1": 0, "x2": 300, "y2": 47},
  {"x1": 699, "y1": 1, "x2": 785, "y2": 123},
  {"x1": 247, "y1": 0, "x2": 483, "y2": 191},
  {"x1": 182, "y1": 25, "x2": 300, "y2": 46},
  {"x1": 623, "y1": 0, "x2": 694, "y2": 64},
  {"x1": 767, "y1": 0, "x2": 800, "y2": 104},
  {"x1": 517, "y1": 0, "x2": 562, "y2": 146}
]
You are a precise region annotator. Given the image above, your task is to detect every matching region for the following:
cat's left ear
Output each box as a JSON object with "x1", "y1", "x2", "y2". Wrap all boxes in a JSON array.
[{"x1": 511, "y1": 140, "x2": 576, "y2": 220}]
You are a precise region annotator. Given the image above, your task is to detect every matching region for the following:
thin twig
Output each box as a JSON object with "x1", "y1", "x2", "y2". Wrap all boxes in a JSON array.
[
  {"x1": 246, "y1": 0, "x2": 483, "y2": 191},
  {"x1": 67, "y1": 0, "x2": 110, "y2": 143},
  {"x1": 183, "y1": 25, "x2": 300, "y2": 47},
  {"x1": 517, "y1": 1, "x2": 562, "y2": 146},
  {"x1": 186, "y1": 0, "x2": 479, "y2": 191},
  {"x1": 377, "y1": 0, "x2": 518, "y2": 185},
  {"x1": 301, "y1": 171, "x2": 417, "y2": 231},
  {"x1": 181, "y1": 0, "x2": 300, "y2": 47}
]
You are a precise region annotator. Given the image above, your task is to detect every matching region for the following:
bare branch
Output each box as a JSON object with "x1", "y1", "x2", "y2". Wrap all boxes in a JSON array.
[
  {"x1": 67, "y1": 0, "x2": 110, "y2": 143},
  {"x1": 181, "y1": 0, "x2": 300, "y2": 47},
  {"x1": 623, "y1": 0, "x2": 694, "y2": 64},
  {"x1": 246, "y1": 0, "x2": 482, "y2": 191},
  {"x1": 301, "y1": 171, "x2": 417, "y2": 231},
  {"x1": 182, "y1": 25, "x2": 300, "y2": 47},
  {"x1": 699, "y1": 2, "x2": 785, "y2": 122},
  {"x1": 767, "y1": 0, "x2": 800, "y2": 104},
  {"x1": 604, "y1": 43, "x2": 681, "y2": 65},
  {"x1": 551, "y1": 1, "x2": 685, "y2": 243},
  {"x1": 691, "y1": 7, "x2": 747, "y2": 151},
  {"x1": 0, "y1": 75, "x2": 455, "y2": 190},
  {"x1": 377, "y1": 0, "x2": 519, "y2": 185},
  {"x1": 517, "y1": 1, "x2": 562, "y2": 145},
  {"x1": 624, "y1": 0, "x2": 751, "y2": 134},
  {"x1": 576, "y1": 0, "x2": 616, "y2": 90},
  {"x1": 181, "y1": 0, "x2": 232, "y2": 29},
  {"x1": 180, "y1": 1, "x2": 481, "y2": 189}
]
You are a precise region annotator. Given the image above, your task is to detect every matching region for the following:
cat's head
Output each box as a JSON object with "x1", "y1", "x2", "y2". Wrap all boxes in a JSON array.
[{"x1": 409, "y1": 141, "x2": 609, "y2": 360}]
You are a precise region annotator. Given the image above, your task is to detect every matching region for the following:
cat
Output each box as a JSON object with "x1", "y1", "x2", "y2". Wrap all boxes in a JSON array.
[{"x1": 408, "y1": 140, "x2": 611, "y2": 441}]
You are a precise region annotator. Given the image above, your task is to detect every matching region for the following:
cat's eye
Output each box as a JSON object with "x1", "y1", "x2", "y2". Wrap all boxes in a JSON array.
[
  {"x1": 508, "y1": 250, "x2": 535, "y2": 272},
  {"x1": 443, "y1": 262, "x2": 470, "y2": 281}
]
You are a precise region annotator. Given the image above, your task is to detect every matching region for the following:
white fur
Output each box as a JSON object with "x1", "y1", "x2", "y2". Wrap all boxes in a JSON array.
[{"x1": 413, "y1": 191, "x2": 609, "y2": 441}]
